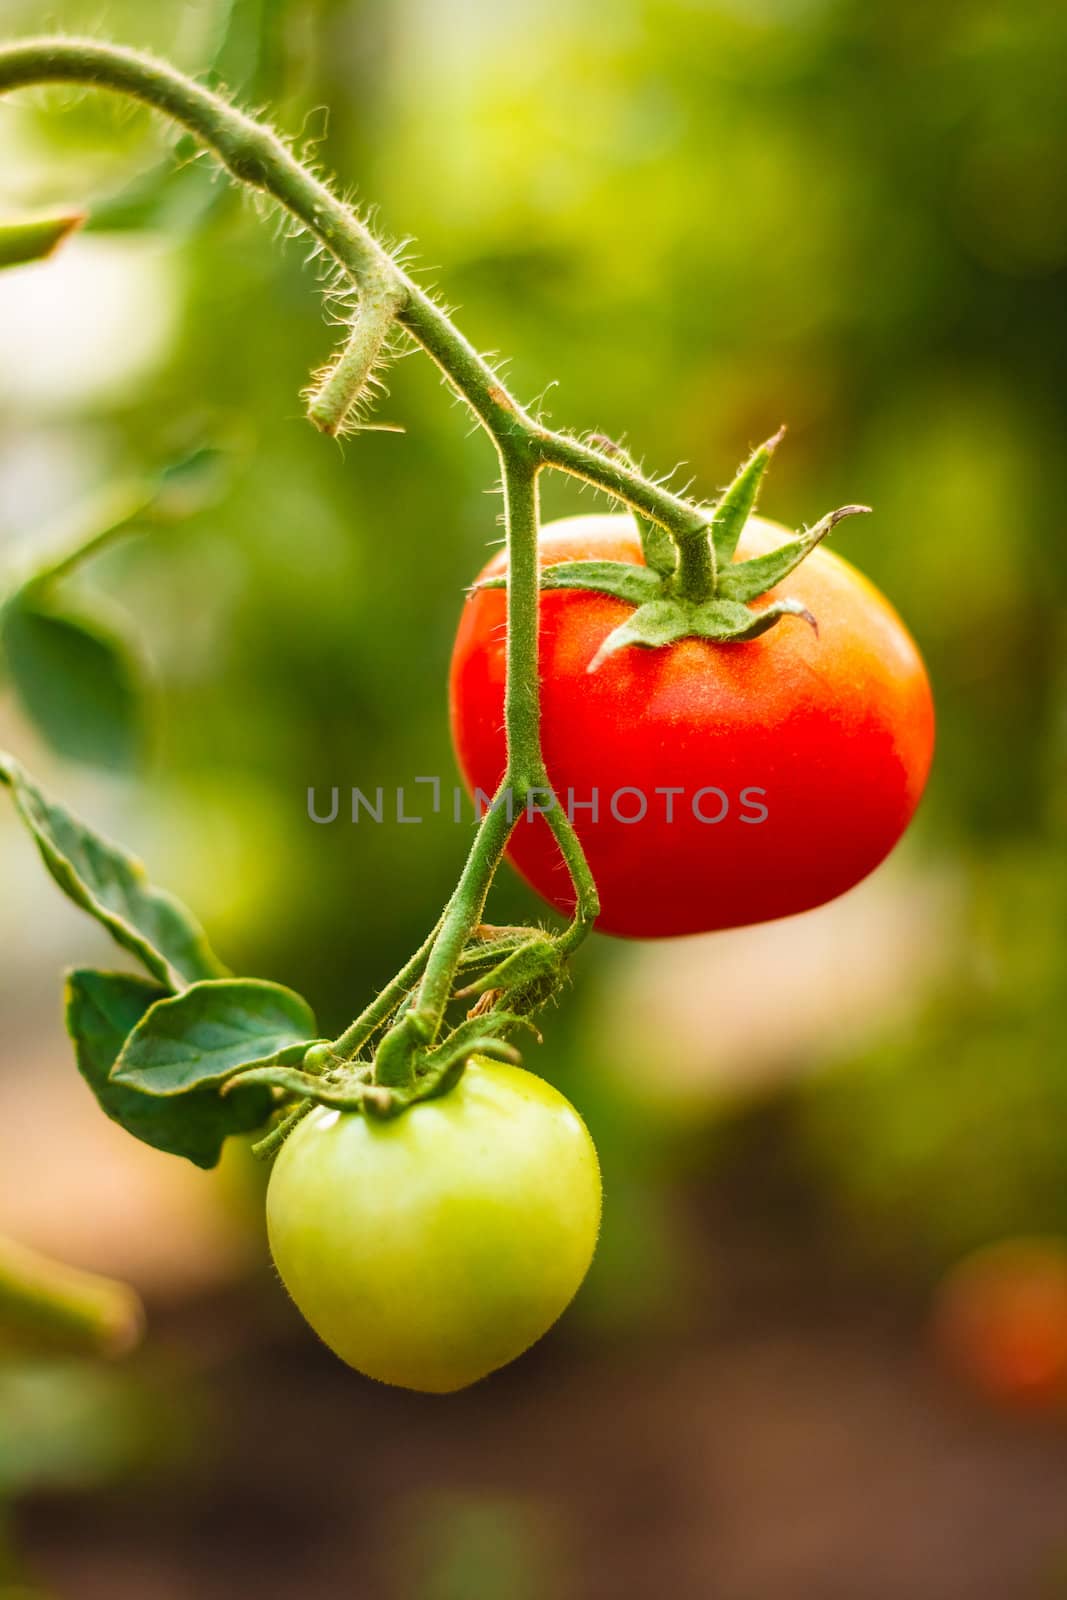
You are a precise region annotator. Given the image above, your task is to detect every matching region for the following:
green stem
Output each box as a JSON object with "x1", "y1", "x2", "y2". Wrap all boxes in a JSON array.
[
  {"x1": 534, "y1": 428, "x2": 710, "y2": 542},
  {"x1": 251, "y1": 1097, "x2": 313, "y2": 1159},
  {"x1": 412, "y1": 778, "x2": 520, "y2": 1038},
  {"x1": 409, "y1": 451, "x2": 563, "y2": 1036},
  {"x1": 0, "y1": 39, "x2": 524, "y2": 445},
  {"x1": 501, "y1": 452, "x2": 543, "y2": 778},
  {"x1": 0, "y1": 1233, "x2": 143, "y2": 1357},
  {"x1": 0, "y1": 35, "x2": 732, "y2": 1082},
  {"x1": 545, "y1": 805, "x2": 600, "y2": 948},
  {"x1": 0, "y1": 38, "x2": 713, "y2": 539},
  {"x1": 332, "y1": 916, "x2": 442, "y2": 1059},
  {"x1": 306, "y1": 270, "x2": 407, "y2": 436},
  {"x1": 497, "y1": 454, "x2": 600, "y2": 947},
  {"x1": 671, "y1": 526, "x2": 718, "y2": 603}
]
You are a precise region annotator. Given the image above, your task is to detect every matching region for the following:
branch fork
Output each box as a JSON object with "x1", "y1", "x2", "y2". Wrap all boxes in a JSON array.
[{"x1": 0, "y1": 37, "x2": 870, "y2": 1145}]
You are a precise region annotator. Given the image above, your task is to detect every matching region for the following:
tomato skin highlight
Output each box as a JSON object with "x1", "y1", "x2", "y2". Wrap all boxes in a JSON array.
[
  {"x1": 449, "y1": 514, "x2": 935, "y2": 938},
  {"x1": 265, "y1": 1059, "x2": 601, "y2": 1393}
]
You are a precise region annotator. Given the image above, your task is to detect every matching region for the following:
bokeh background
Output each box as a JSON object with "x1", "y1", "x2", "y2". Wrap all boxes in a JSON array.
[{"x1": 2, "y1": 0, "x2": 1066, "y2": 1595}]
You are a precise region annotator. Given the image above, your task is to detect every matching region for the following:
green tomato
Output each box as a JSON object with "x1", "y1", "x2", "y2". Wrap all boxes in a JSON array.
[{"x1": 265, "y1": 1058, "x2": 601, "y2": 1393}]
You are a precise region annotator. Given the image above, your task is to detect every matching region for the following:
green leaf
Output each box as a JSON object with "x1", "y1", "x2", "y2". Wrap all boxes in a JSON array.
[
  {"x1": 0, "y1": 596, "x2": 145, "y2": 772},
  {"x1": 66, "y1": 970, "x2": 272, "y2": 1169},
  {"x1": 709, "y1": 428, "x2": 784, "y2": 566},
  {"x1": 149, "y1": 447, "x2": 232, "y2": 524},
  {"x1": 0, "y1": 212, "x2": 84, "y2": 269},
  {"x1": 214, "y1": 0, "x2": 292, "y2": 101},
  {"x1": 112, "y1": 979, "x2": 318, "y2": 1096},
  {"x1": 88, "y1": 154, "x2": 222, "y2": 234},
  {"x1": 0, "y1": 753, "x2": 225, "y2": 990}
]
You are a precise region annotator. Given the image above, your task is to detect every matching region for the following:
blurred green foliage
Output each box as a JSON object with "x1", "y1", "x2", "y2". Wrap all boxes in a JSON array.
[{"x1": 0, "y1": 0, "x2": 1064, "y2": 1291}]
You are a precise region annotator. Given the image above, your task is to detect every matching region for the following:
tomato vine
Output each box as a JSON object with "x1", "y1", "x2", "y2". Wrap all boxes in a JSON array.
[
  {"x1": 0, "y1": 33, "x2": 735, "y2": 1113},
  {"x1": 0, "y1": 35, "x2": 921, "y2": 1384}
]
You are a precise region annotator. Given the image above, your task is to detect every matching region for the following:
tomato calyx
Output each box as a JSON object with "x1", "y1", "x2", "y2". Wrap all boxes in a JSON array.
[
  {"x1": 477, "y1": 428, "x2": 870, "y2": 668},
  {"x1": 229, "y1": 925, "x2": 560, "y2": 1137},
  {"x1": 228, "y1": 1028, "x2": 523, "y2": 1122},
  {"x1": 585, "y1": 592, "x2": 820, "y2": 670},
  {"x1": 456, "y1": 935, "x2": 565, "y2": 1016}
]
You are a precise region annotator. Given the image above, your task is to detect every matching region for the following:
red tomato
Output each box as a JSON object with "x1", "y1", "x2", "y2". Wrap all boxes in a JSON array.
[{"x1": 449, "y1": 513, "x2": 934, "y2": 938}]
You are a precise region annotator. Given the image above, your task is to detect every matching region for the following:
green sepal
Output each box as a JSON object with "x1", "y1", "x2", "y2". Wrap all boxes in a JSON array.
[
  {"x1": 635, "y1": 517, "x2": 677, "y2": 578},
  {"x1": 415, "y1": 1037, "x2": 522, "y2": 1105},
  {"x1": 472, "y1": 438, "x2": 863, "y2": 662},
  {"x1": 111, "y1": 978, "x2": 317, "y2": 1096},
  {"x1": 455, "y1": 937, "x2": 561, "y2": 1000},
  {"x1": 420, "y1": 1012, "x2": 532, "y2": 1070},
  {"x1": 588, "y1": 599, "x2": 691, "y2": 670},
  {"x1": 373, "y1": 1009, "x2": 433, "y2": 1090},
  {"x1": 438, "y1": 1036, "x2": 522, "y2": 1069},
  {"x1": 719, "y1": 504, "x2": 871, "y2": 602},
  {"x1": 456, "y1": 924, "x2": 546, "y2": 972},
  {"x1": 66, "y1": 969, "x2": 273, "y2": 1169},
  {"x1": 708, "y1": 428, "x2": 784, "y2": 566},
  {"x1": 411, "y1": 1054, "x2": 467, "y2": 1104},
  {"x1": 404, "y1": 1014, "x2": 531, "y2": 1109},
  {"x1": 478, "y1": 560, "x2": 660, "y2": 607},
  {"x1": 693, "y1": 596, "x2": 818, "y2": 641},
  {"x1": 0, "y1": 752, "x2": 226, "y2": 990},
  {"x1": 588, "y1": 594, "x2": 817, "y2": 668}
]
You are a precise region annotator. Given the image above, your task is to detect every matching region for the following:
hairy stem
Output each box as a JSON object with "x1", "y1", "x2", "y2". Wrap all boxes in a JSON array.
[
  {"x1": 534, "y1": 428, "x2": 710, "y2": 540},
  {"x1": 501, "y1": 453, "x2": 543, "y2": 779},
  {"x1": 332, "y1": 916, "x2": 443, "y2": 1059},
  {"x1": 0, "y1": 35, "x2": 720, "y2": 1074},
  {"x1": 306, "y1": 269, "x2": 407, "y2": 436},
  {"x1": 671, "y1": 525, "x2": 718, "y2": 603},
  {"x1": 0, "y1": 38, "x2": 710, "y2": 535},
  {"x1": 545, "y1": 804, "x2": 601, "y2": 946},
  {"x1": 251, "y1": 1097, "x2": 314, "y2": 1159},
  {"x1": 411, "y1": 784, "x2": 519, "y2": 1036}
]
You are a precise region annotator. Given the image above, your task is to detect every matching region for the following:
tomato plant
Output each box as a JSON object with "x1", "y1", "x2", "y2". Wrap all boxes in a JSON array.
[
  {"x1": 451, "y1": 511, "x2": 934, "y2": 936},
  {"x1": 267, "y1": 1059, "x2": 601, "y2": 1392},
  {"x1": 0, "y1": 36, "x2": 933, "y2": 1390}
]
